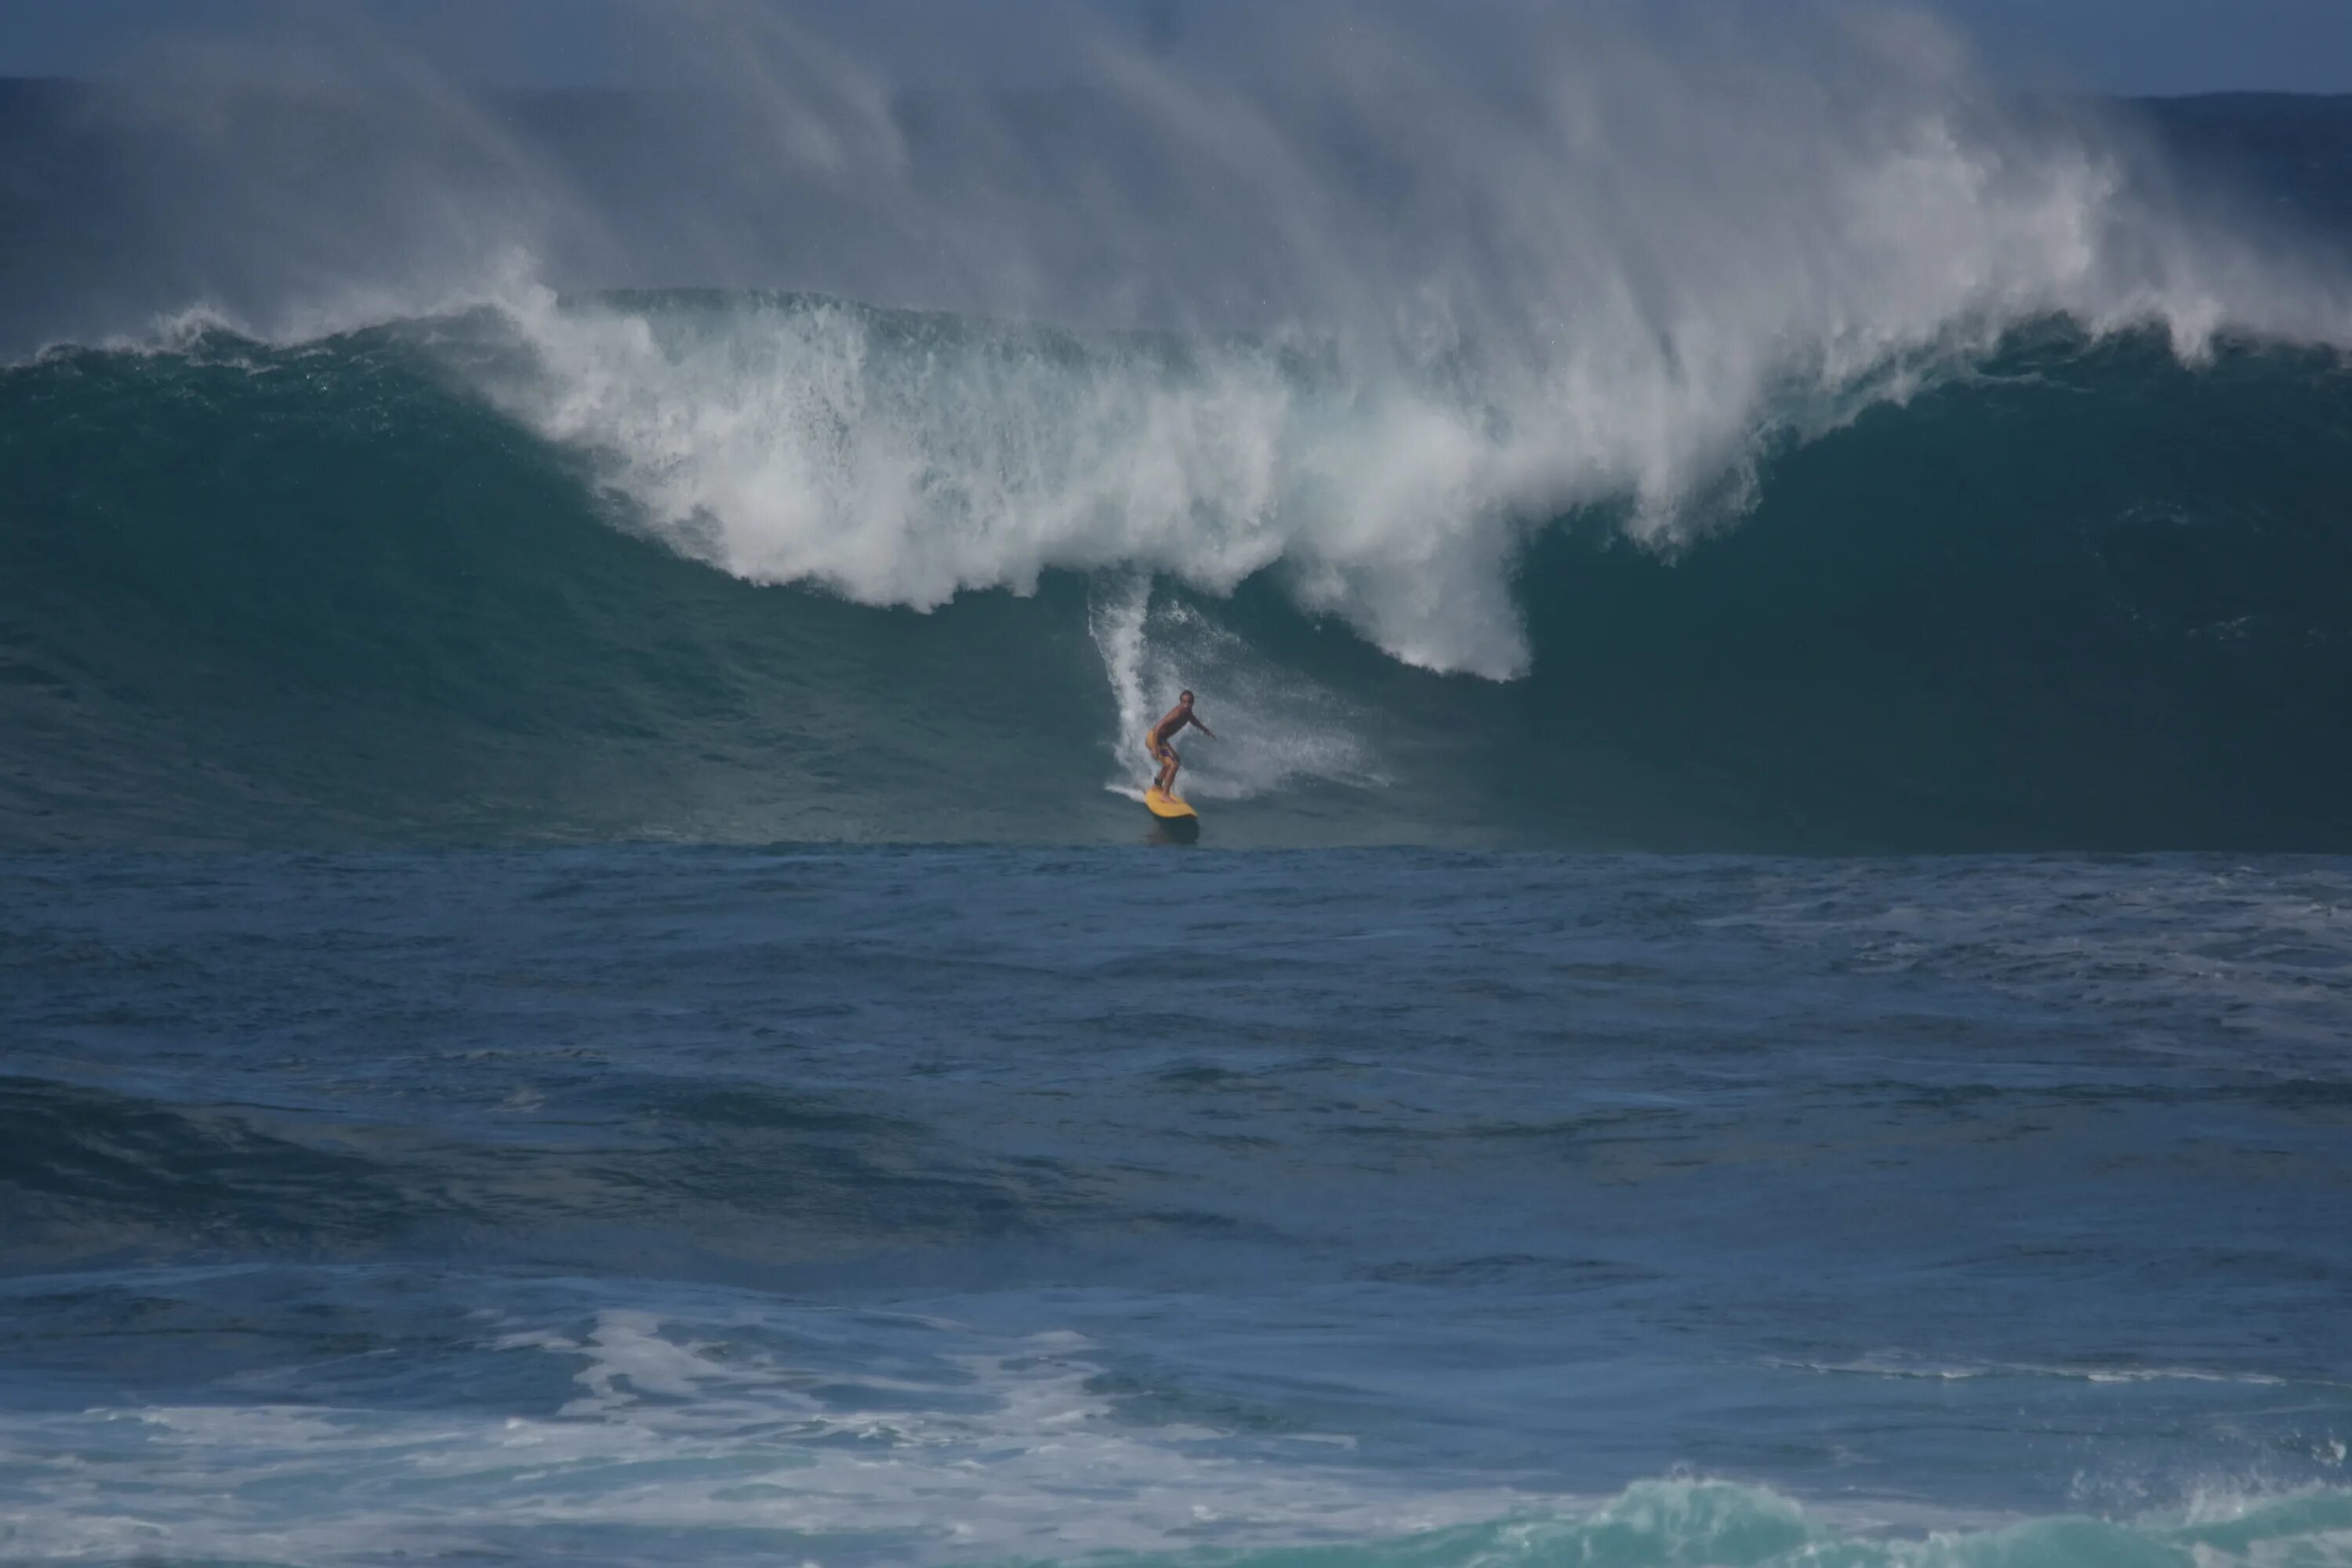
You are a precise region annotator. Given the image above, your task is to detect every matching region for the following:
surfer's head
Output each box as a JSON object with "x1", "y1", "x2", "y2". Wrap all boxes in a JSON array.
[{"x1": 1179, "y1": 691, "x2": 1194, "y2": 706}]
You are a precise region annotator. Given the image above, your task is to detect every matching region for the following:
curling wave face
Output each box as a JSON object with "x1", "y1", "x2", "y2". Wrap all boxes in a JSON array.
[
  {"x1": 5, "y1": 6, "x2": 2352, "y2": 848},
  {"x1": 5, "y1": 307, "x2": 2352, "y2": 851}
]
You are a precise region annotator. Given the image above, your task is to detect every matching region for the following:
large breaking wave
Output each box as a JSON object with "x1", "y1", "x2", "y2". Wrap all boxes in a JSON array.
[
  {"x1": 5, "y1": 4, "x2": 2352, "y2": 848},
  {"x1": 7, "y1": 301, "x2": 2352, "y2": 851}
]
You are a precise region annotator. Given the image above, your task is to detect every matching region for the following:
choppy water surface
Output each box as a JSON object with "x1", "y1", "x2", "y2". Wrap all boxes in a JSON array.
[{"x1": 4, "y1": 847, "x2": 2347, "y2": 1566}]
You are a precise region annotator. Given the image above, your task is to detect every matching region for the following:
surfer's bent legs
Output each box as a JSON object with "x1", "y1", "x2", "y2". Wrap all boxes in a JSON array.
[{"x1": 1149, "y1": 739, "x2": 1180, "y2": 794}]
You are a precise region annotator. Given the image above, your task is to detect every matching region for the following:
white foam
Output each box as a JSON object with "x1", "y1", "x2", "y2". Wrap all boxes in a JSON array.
[
  {"x1": 1087, "y1": 575, "x2": 1380, "y2": 802},
  {"x1": 44, "y1": 6, "x2": 2352, "y2": 681},
  {"x1": 456, "y1": 7, "x2": 2352, "y2": 680},
  {"x1": 0, "y1": 1297, "x2": 1545, "y2": 1566},
  {"x1": 8, "y1": 1286, "x2": 2345, "y2": 1566},
  {"x1": 1770, "y1": 1356, "x2": 2303, "y2": 1388}
]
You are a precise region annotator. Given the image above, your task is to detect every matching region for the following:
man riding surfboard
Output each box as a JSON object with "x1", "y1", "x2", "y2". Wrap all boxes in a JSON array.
[{"x1": 1146, "y1": 691, "x2": 1215, "y2": 798}]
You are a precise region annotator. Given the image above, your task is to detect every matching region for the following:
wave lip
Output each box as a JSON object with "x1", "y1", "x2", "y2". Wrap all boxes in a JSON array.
[
  {"x1": 13, "y1": 8, "x2": 2352, "y2": 849},
  {"x1": 36, "y1": 3, "x2": 2332, "y2": 681},
  {"x1": 10, "y1": 312, "x2": 2352, "y2": 849}
]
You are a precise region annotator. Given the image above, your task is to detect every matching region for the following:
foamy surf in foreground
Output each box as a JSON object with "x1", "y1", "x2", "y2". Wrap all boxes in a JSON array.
[
  {"x1": 3, "y1": 1270, "x2": 2347, "y2": 1566},
  {"x1": 5, "y1": 851, "x2": 2348, "y2": 1565},
  {"x1": 0, "y1": 1276, "x2": 1541, "y2": 1564}
]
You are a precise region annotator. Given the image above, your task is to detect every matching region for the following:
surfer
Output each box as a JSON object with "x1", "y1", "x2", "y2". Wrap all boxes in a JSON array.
[{"x1": 1146, "y1": 691, "x2": 1215, "y2": 797}]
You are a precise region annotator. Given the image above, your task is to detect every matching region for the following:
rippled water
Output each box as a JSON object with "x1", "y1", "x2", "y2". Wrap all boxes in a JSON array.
[{"x1": 3, "y1": 848, "x2": 2347, "y2": 1565}]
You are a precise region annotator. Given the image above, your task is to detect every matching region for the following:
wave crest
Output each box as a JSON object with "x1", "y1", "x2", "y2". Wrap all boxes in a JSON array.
[
  {"x1": 437, "y1": 5, "x2": 2352, "y2": 677},
  {"x1": 19, "y1": 8, "x2": 2344, "y2": 677}
]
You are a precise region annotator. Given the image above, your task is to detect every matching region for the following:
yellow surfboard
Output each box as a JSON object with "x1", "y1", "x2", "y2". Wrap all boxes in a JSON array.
[{"x1": 1144, "y1": 787, "x2": 1198, "y2": 821}]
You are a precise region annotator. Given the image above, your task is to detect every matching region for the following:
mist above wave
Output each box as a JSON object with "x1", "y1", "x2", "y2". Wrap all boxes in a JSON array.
[
  {"x1": 10, "y1": 3, "x2": 2352, "y2": 675},
  {"x1": 473, "y1": 3, "x2": 2352, "y2": 677}
]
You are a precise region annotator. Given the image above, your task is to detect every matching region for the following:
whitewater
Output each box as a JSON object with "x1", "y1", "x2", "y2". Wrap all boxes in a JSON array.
[
  {"x1": 36, "y1": 3, "x2": 2352, "y2": 691},
  {"x1": 4, "y1": 5, "x2": 2352, "y2": 1566},
  {"x1": 6, "y1": 848, "x2": 2351, "y2": 1566},
  {"x1": 7, "y1": 2, "x2": 2352, "y2": 848}
]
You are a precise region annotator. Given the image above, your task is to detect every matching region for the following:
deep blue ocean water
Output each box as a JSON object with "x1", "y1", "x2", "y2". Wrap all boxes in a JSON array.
[{"x1": 5, "y1": 848, "x2": 2348, "y2": 1564}]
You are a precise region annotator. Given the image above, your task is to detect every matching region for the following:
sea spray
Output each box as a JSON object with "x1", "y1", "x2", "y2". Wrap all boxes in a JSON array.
[
  {"x1": 8, "y1": 314, "x2": 2352, "y2": 849},
  {"x1": 12, "y1": 7, "x2": 2352, "y2": 848},
  {"x1": 1091, "y1": 573, "x2": 1158, "y2": 799},
  {"x1": 1087, "y1": 574, "x2": 1378, "y2": 803},
  {"x1": 13, "y1": 9, "x2": 2352, "y2": 679}
]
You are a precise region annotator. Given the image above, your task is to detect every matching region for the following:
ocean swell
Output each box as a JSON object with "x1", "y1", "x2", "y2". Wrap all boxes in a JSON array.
[
  {"x1": 13, "y1": 5, "x2": 2352, "y2": 684},
  {"x1": 6, "y1": 6, "x2": 2352, "y2": 848},
  {"x1": 5, "y1": 312, "x2": 2352, "y2": 851}
]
